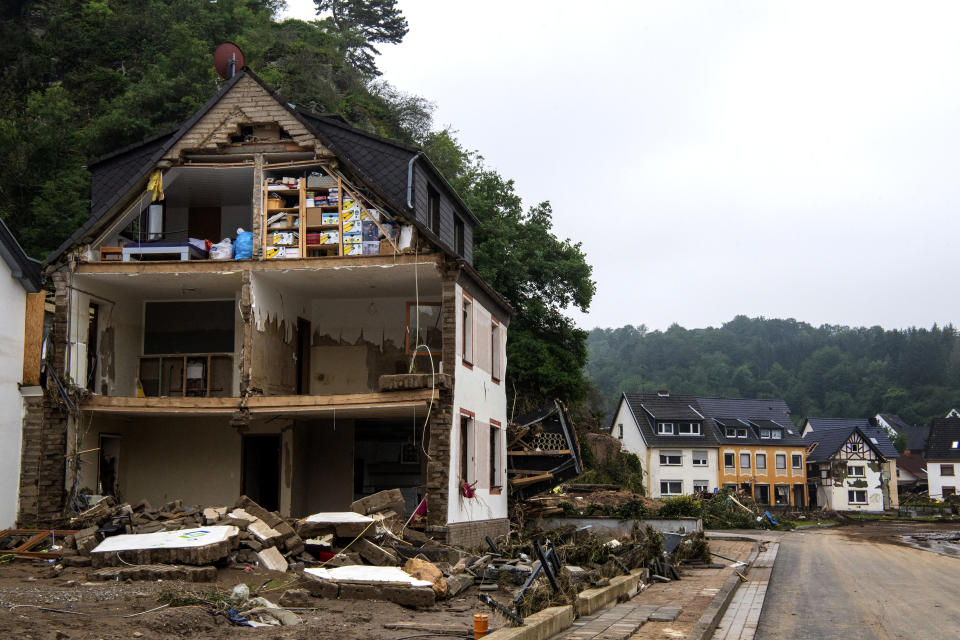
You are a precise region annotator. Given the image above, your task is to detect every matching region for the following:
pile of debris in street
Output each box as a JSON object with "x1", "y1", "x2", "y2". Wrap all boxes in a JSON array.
[{"x1": 4, "y1": 489, "x2": 490, "y2": 620}]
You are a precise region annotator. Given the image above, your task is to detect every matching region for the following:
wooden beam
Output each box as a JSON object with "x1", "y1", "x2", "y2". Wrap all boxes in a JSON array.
[
  {"x1": 75, "y1": 252, "x2": 443, "y2": 274},
  {"x1": 508, "y1": 449, "x2": 571, "y2": 456},
  {"x1": 509, "y1": 472, "x2": 554, "y2": 487},
  {"x1": 22, "y1": 292, "x2": 45, "y2": 385}
]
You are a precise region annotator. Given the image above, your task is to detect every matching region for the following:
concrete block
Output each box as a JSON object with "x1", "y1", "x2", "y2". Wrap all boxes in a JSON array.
[
  {"x1": 483, "y1": 605, "x2": 574, "y2": 640},
  {"x1": 257, "y1": 546, "x2": 288, "y2": 572},
  {"x1": 355, "y1": 538, "x2": 398, "y2": 566},
  {"x1": 278, "y1": 588, "x2": 315, "y2": 608},
  {"x1": 247, "y1": 519, "x2": 283, "y2": 547},
  {"x1": 339, "y1": 583, "x2": 384, "y2": 600},
  {"x1": 381, "y1": 585, "x2": 436, "y2": 607},
  {"x1": 203, "y1": 507, "x2": 228, "y2": 524},
  {"x1": 299, "y1": 573, "x2": 340, "y2": 598},
  {"x1": 351, "y1": 489, "x2": 406, "y2": 518},
  {"x1": 446, "y1": 574, "x2": 474, "y2": 597}
]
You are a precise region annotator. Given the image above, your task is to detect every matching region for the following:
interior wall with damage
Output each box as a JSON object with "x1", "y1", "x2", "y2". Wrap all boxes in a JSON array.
[
  {"x1": 290, "y1": 418, "x2": 355, "y2": 516},
  {"x1": 70, "y1": 274, "x2": 243, "y2": 398}
]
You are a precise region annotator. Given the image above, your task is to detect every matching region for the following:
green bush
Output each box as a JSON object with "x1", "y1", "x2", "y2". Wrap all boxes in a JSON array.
[
  {"x1": 575, "y1": 451, "x2": 645, "y2": 494},
  {"x1": 658, "y1": 495, "x2": 702, "y2": 518}
]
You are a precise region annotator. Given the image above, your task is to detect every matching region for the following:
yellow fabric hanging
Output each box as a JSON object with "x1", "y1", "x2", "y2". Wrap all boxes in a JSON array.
[{"x1": 147, "y1": 170, "x2": 164, "y2": 202}]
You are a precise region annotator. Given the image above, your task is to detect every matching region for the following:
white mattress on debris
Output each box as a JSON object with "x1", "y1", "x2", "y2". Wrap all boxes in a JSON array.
[
  {"x1": 91, "y1": 525, "x2": 239, "y2": 553},
  {"x1": 304, "y1": 566, "x2": 432, "y2": 587},
  {"x1": 302, "y1": 512, "x2": 374, "y2": 524}
]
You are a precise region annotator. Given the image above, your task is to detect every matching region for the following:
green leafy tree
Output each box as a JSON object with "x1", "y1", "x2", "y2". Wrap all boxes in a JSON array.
[{"x1": 315, "y1": 0, "x2": 408, "y2": 75}]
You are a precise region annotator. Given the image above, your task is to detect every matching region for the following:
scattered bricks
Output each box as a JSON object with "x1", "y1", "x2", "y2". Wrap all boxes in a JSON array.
[
  {"x1": 648, "y1": 606, "x2": 681, "y2": 622},
  {"x1": 404, "y1": 558, "x2": 447, "y2": 597},
  {"x1": 243, "y1": 539, "x2": 263, "y2": 552},
  {"x1": 350, "y1": 489, "x2": 406, "y2": 519},
  {"x1": 235, "y1": 496, "x2": 284, "y2": 528},
  {"x1": 134, "y1": 523, "x2": 164, "y2": 534},
  {"x1": 355, "y1": 539, "x2": 398, "y2": 566},
  {"x1": 247, "y1": 520, "x2": 283, "y2": 547},
  {"x1": 300, "y1": 573, "x2": 340, "y2": 598},
  {"x1": 278, "y1": 588, "x2": 316, "y2": 608},
  {"x1": 257, "y1": 546, "x2": 288, "y2": 572},
  {"x1": 162, "y1": 500, "x2": 183, "y2": 513},
  {"x1": 228, "y1": 508, "x2": 257, "y2": 524},
  {"x1": 285, "y1": 539, "x2": 306, "y2": 556},
  {"x1": 402, "y1": 528, "x2": 432, "y2": 546},
  {"x1": 203, "y1": 507, "x2": 228, "y2": 525},
  {"x1": 131, "y1": 500, "x2": 152, "y2": 513}
]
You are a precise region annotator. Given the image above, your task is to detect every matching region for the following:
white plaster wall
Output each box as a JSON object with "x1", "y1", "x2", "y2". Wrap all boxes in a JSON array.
[
  {"x1": 648, "y1": 447, "x2": 719, "y2": 498},
  {"x1": 826, "y1": 463, "x2": 884, "y2": 511},
  {"x1": 0, "y1": 258, "x2": 26, "y2": 527},
  {"x1": 611, "y1": 399, "x2": 651, "y2": 493},
  {"x1": 927, "y1": 462, "x2": 958, "y2": 500},
  {"x1": 449, "y1": 284, "x2": 508, "y2": 524}
]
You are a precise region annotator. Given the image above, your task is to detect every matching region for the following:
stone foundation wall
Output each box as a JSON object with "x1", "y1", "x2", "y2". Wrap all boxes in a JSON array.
[
  {"x1": 445, "y1": 517, "x2": 510, "y2": 549},
  {"x1": 16, "y1": 395, "x2": 68, "y2": 528}
]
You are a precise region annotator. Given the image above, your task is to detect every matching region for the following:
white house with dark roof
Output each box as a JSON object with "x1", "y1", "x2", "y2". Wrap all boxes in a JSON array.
[
  {"x1": 924, "y1": 417, "x2": 960, "y2": 500},
  {"x1": 0, "y1": 219, "x2": 43, "y2": 527},
  {"x1": 803, "y1": 418, "x2": 899, "y2": 511},
  {"x1": 612, "y1": 392, "x2": 720, "y2": 498}
]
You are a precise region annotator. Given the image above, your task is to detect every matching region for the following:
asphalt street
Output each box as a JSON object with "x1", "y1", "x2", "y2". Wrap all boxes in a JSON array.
[{"x1": 755, "y1": 524, "x2": 960, "y2": 640}]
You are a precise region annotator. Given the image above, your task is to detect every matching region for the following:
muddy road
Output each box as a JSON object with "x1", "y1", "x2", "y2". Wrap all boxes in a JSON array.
[{"x1": 756, "y1": 522, "x2": 960, "y2": 640}]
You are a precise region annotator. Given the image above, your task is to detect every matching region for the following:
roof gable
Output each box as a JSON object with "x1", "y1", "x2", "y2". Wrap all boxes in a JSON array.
[
  {"x1": 803, "y1": 418, "x2": 898, "y2": 461},
  {"x1": 925, "y1": 418, "x2": 960, "y2": 460},
  {"x1": 0, "y1": 218, "x2": 41, "y2": 292}
]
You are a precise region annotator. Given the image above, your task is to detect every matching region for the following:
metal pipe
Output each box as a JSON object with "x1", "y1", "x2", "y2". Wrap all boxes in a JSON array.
[{"x1": 406, "y1": 151, "x2": 423, "y2": 209}]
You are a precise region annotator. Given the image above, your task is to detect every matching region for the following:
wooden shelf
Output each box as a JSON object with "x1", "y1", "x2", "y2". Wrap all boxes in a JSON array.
[{"x1": 306, "y1": 224, "x2": 339, "y2": 230}]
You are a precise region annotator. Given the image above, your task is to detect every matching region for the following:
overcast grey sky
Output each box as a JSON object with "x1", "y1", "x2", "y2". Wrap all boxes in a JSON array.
[{"x1": 282, "y1": 1, "x2": 960, "y2": 332}]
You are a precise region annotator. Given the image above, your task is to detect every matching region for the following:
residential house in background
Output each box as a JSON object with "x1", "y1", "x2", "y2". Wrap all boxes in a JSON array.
[
  {"x1": 696, "y1": 397, "x2": 808, "y2": 508},
  {"x1": 612, "y1": 392, "x2": 720, "y2": 498},
  {"x1": 923, "y1": 417, "x2": 960, "y2": 500},
  {"x1": 0, "y1": 220, "x2": 43, "y2": 528},
  {"x1": 802, "y1": 418, "x2": 899, "y2": 511},
  {"x1": 612, "y1": 392, "x2": 808, "y2": 505},
  {"x1": 17, "y1": 69, "x2": 512, "y2": 546},
  {"x1": 876, "y1": 413, "x2": 928, "y2": 492}
]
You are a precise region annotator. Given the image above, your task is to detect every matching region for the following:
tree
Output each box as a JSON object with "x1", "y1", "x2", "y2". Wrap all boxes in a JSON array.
[
  {"x1": 315, "y1": 0, "x2": 408, "y2": 75},
  {"x1": 422, "y1": 133, "x2": 596, "y2": 407}
]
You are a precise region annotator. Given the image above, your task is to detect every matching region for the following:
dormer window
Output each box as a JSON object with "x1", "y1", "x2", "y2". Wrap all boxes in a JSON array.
[
  {"x1": 760, "y1": 428, "x2": 770, "y2": 438},
  {"x1": 677, "y1": 422, "x2": 701, "y2": 435},
  {"x1": 759, "y1": 428, "x2": 782, "y2": 440},
  {"x1": 657, "y1": 422, "x2": 674, "y2": 435},
  {"x1": 726, "y1": 427, "x2": 748, "y2": 438}
]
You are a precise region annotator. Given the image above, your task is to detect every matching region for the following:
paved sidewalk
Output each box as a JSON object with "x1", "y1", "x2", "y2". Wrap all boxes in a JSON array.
[
  {"x1": 556, "y1": 603, "x2": 677, "y2": 640},
  {"x1": 711, "y1": 542, "x2": 779, "y2": 640}
]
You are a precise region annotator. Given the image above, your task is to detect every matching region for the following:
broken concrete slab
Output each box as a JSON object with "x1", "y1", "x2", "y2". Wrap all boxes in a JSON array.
[
  {"x1": 648, "y1": 606, "x2": 682, "y2": 622},
  {"x1": 87, "y1": 564, "x2": 217, "y2": 583},
  {"x1": 278, "y1": 588, "x2": 315, "y2": 608},
  {"x1": 257, "y1": 546, "x2": 288, "y2": 572},
  {"x1": 203, "y1": 507, "x2": 228, "y2": 524},
  {"x1": 351, "y1": 489, "x2": 406, "y2": 519},
  {"x1": 89, "y1": 525, "x2": 238, "y2": 567},
  {"x1": 355, "y1": 538, "x2": 398, "y2": 566},
  {"x1": 247, "y1": 519, "x2": 283, "y2": 547},
  {"x1": 445, "y1": 573, "x2": 474, "y2": 597},
  {"x1": 297, "y1": 512, "x2": 374, "y2": 539},
  {"x1": 236, "y1": 495, "x2": 284, "y2": 528},
  {"x1": 304, "y1": 566, "x2": 436, "y2": 607}
]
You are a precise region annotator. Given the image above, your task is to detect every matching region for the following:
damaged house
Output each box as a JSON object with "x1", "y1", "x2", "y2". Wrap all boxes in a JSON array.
[{"x1": 18, "y1": 69, "x2": 512, "y2": 546}]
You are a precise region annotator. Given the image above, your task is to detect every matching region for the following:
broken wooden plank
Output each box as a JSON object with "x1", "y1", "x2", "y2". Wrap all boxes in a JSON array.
[
  {"x1": 508, "y1": 449, "x2": 571, "y2": 456},
  {"x1": 509, "y1": 473, "x2": 554, "y2": 487}
]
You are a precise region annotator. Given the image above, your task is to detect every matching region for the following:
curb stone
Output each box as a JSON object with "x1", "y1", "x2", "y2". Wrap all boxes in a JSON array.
[{"x1": 684, "y1": 540, "x2": 761, "y2": 640}]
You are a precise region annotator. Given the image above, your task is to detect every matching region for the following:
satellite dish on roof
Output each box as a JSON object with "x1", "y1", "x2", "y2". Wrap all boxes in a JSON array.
[{"x1": 214, "y1": 42, "x2": 246, "y2": 80}]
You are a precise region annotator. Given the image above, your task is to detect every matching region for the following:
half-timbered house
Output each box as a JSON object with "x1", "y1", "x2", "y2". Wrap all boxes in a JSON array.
[{"x1": 802, "y1": 418, "x2": 899, "y2": 511}]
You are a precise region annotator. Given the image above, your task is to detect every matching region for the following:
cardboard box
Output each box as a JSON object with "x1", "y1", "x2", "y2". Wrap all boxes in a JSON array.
[
  {"x1": 341, "y1": 210, "x2": 360, "y2": 225},
  {"x1": 316, "y1": 231, "x2": 339, "y2": 245},
  {"x1": 270, "y1": 232, "x2": 297, "y2": 246},
  {"x1": 342, "y1": 232, "x2": 363, "y2": 245},
  {"x1": 342, "y1": 243, "x2": 362, "y2": 256},
  {"x1": 342, "y1": 219, "x2": 362, "y2": 234},
  {"x1": 266, "y1": 246, "x2": 298, "y2": 259},
  {"x1": 362, "y1": 241, "x2": 380, "y2": 255},
  {"x1": 307, "y1": 175, "x2": 336, "y2": 188},
  {"x1": 321, "y1": 213, "x2": 339, "y2": 226},
  {"x1": 360, "y1": 209, "x2": 380, "y2": 222}
]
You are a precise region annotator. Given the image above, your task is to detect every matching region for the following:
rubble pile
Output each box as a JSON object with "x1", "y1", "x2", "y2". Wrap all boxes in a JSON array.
[{"x1": 52, "y1": 489, "x2": 480, "y2": 609}]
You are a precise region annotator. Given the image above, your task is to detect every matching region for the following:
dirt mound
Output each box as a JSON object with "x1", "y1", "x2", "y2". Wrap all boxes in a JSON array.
[
  {"x1": 141, "y1": 606, "x2": 223, "y2": 635},
  {"x1": 577, "y1": 490, "x2": 661, "y2": 511}
]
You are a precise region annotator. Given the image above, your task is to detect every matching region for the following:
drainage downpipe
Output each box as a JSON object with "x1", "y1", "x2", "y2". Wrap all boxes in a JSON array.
[{"x1": 406, "y1": 151, "x2": 423, "y2": 209}]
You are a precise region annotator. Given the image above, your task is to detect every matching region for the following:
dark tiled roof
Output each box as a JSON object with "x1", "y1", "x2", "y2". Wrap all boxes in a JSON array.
[
  {"x1": 897, "y1": 451, "x2": 927, "y2": 480},
  {"x1": 924, "y1": 418, "x2": 960, "y2": 460},
  {"x1": 622, "y1": 393, "x2": 720, "y2": 448},
  {"x1": 803, "y1": 418, "x2": 899, "y2": 462},
  {"x1": 878, "y1": 413, "x2": 930, "y2": 452},
  {"x1": 695, "y1": 397, "x2": 805, "y2": 446},
  {"x1": 0, "y1": 218, "x2": 41, "y2": 291}
]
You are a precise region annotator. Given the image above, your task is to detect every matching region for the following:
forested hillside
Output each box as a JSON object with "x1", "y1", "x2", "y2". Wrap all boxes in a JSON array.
[
  {"x1": 587, "y1": 316, "x2": 960, "y2": 425},
  {"x1": 0, "y1": 0, "x2": 594, "y2": 407}
]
